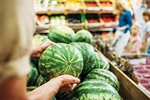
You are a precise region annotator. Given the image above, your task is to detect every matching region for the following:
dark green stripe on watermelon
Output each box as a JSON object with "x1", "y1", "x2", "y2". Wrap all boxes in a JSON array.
[
  {"x1": 27, "y1": 62, "x2": 39, "y2": 86},
  {"x1": 94, "y1": 52, "x2": 110, "y2": 70},
  {"x1": 30, "y1": 58, "x2": 39, "y2": 68},
  {"x1": 48, "y1": 26, "x2": 76, "y2": 43},
  {"x1": 69, "y1": 80, "x2": 120, "y2": 100},
  {"x1": 56, "y1": 92, "x2": 70, "y2": 100},
  {"x1": 84, "y1": 69, "x2": 120, "y2": 91},
  {"x1": 70, "y1": 42, "x2": 96, "y2": 76},
  {"x1": 38, "y1": 43, "x2": 83, "y2": 81}
]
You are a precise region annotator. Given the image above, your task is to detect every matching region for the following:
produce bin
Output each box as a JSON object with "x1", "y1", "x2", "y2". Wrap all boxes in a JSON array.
[
  {"x1": 108, "y1": 58, "x2": 150, "y2": 100},
  {"x1": 86, "y1": 14, "x2": 101, "y2": 29},
  {"x1": 67, "y1": 14, "x2": 83, "y2": 30},
  {"x1": 84, "y1": 0, "x2": 100, "y2": 13}
]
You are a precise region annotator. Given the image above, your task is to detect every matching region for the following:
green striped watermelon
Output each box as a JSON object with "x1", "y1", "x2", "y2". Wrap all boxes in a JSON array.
[
  {"x1": 84, "y1": 69, "x2": 120, "y2": 91},
  {"x1": 33, "y1": 34, "x2": 49, "y2": 46},
  {"x1": 69, "y1": 80, "x2": 120, "y2": 100},
  {"x1": 75, "y1": 29, "x2": 93, "y2": 44},
  {"x1": 94, "y1": 52, "x2": 110, "y2": 70},
  {"x1": 38, "y1": 43, "x2": 83, "y2": 81},
  {"x1": 48, "y1": 26, "x2": 76, "y2": 43},
  {"x1": 70, "y1": 42, "x2": 96, "y2": 76},
  {"x1": 27, "y1": 62, "x2": 39, "y2": 86}
]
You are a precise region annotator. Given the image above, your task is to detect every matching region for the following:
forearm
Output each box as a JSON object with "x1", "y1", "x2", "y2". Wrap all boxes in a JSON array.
[
  {"x1": 0, "y1": 76, "x2": 28, "y2": 100},
  {"x1": 28, "y1": 78, "x2": 62, "y2": 100}
]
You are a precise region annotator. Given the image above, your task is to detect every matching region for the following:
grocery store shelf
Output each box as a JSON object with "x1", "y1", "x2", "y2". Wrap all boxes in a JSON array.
[
  {"x1": 36, "y1": 30, "x2": 49, "y2": 34},
  {"x1": 36, "y1": 22, "x2": 117, "y2": 32},
  {"x1": 36, "y1": 25, "x2": 50, "y2": 31}
]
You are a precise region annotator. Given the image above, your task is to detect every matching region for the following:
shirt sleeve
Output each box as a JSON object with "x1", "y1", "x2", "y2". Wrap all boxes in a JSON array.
[
  {"x1": 0, "y1": 0, "x2": 35, "y2": 83},
  {"x1": 125, "y1": 11, "x2": 133, "y2": 30},
  {"x1": 146, "y1": 22, "x2": 150, "y2": 33}
]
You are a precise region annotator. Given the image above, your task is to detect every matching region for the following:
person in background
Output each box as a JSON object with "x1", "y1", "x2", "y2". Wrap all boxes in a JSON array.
[
  {"x1": 112, "y1": 1, "x2": 133, "y2": 55},
  {"x1": 0, "y1": 1, "x2": 80, "y2": 100},
  {"x1": 124, "y1": 23, "x2": 142, "y2": 53},
  {"x1": 140, "y1": 10, "x2": 150, "y2": 53}
]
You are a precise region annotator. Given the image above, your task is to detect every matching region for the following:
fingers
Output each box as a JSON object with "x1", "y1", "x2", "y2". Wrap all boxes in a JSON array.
[
  {"x1": 72, "y1": 78, "x2": 80, "y2": 84},
  {"x1": 71, "y1": 84, "x2": 77, "y2": 90}
]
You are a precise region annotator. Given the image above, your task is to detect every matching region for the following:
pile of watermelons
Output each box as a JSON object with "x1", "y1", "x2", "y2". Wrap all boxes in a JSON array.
[{"x1": 28, "y1": 26, "x2": 121, "y2": 100}]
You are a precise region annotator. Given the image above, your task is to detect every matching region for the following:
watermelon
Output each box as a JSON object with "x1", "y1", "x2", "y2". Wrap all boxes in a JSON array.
[
  {"x1": 48, "y1": 26, "x2": 76, "y2": 43},
  {"x1": 70, "y1": 42, "x2": 96, "y2": 76},
  {"x1": 27, "y1": 62, "x2": 39, "y2": 86},
  {"x1": 56, "y1": 92, "x2": 70, "y2": 100},
  {"x1": 33, "y1": 34, "x2": 49, "y2": 46},
  {"x1": 27, "y1": 86, "x2": 37, "y2": 92},
  {"x1": 94, "y1": 52, "x2": 110, "y2": 70},
  {"x1": 84, "y1": 69, "x2": 120, "y2": 91},
  {"x1": 30, "y1": 58, "x2": 39, "y2": 68},
  {"x1": 69, "y1": 80, "x2": 120, "y2": 100},
  {"x1": 75, "y1": 29, "x2": 93, "y2": 44},
  {"x1": 35, "y1": 75, "x2": 45, "y2": 87},
  {"x1": 38, "y1": 43, "x2": 83, "y2": 81}
]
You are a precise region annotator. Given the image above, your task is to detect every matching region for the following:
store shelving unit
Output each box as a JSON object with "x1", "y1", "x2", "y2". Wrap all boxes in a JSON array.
[{"x1": 34, "y1": 0, "x2": 118, "y2": 33}]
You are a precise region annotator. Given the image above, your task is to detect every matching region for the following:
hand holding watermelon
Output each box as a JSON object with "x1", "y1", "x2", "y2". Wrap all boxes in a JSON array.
[
  {"x1": 28, "y1": 75, "x2": 80, "y2": 100},
  {"x1": 56, "y1": 75, "x2": 80, "y2": 92},
  {"x1": 31, "y1": 40, "x2": 54, "y2": 58}
]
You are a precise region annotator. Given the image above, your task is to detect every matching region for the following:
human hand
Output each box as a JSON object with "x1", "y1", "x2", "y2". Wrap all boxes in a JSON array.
[
  {"x1": 56, "y1": 75, "x2": 80, "y2": 92},
  {"x1": 31, "y1": 40, "x2": 54, "y2": 58}
]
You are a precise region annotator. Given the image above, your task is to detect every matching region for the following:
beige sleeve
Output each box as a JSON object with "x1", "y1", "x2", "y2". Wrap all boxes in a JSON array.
[{"x1": 0, "y1": 0, "x2": 36, "y2": 83}]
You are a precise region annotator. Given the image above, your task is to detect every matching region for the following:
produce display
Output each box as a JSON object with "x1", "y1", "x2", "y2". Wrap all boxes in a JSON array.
[
  {"x1": 84, "y1": 69, "x2": 120, "y2": 91},
  {"x1": 67, "y1": 14, "x2": 82, "y2": 25},
  {"x1": 50, "y1": 15, "x2": 66, "y2": 26},
  {"x1": 86, "y1": 14, "x2": 100, "y2": 24},
  {"x1": 34, "y1": 0, "x2": 118, "y2": 31},
  {"x1": 36, "y1": 15, "x2": 49, "y2": 26},
  {"x1": 65, "y1": 0, "x2": 82, "y2": 9},
  {"x1": 100, "y1": 1, "x2": 113, "y2": 7},
  {"x1": 28, "y1": 62, "x2": 39, "y2": 86},
  {"x1": 92, "y1": 35, "x2": 140, "y2": 84},
  {"x1": 75, "y1": 29, "x2": 93, "y2": 44},
  {"x1": 69, "y1": 80, "x2": 120, "y2": 100},
  {"x1": 49, "y1": 0, "x2": 65, "y2": 11},
  {"x1": 48, "y1": 26, "x2": 76, "y2": 43},
  {"x1": 70, "y1": 42, "x2": 96, "y2": 76},
  {"x1": 32, "y1": 34, "x2": 49, "y2": 46},
  {"x1": 94, "y1": 52, "x2": 110, "y2": 70},
  {"x1": 100, "y1": 14, "x2": 117, "y2": 23},
  {"x1": 132, "y1": 58, "x2": 150, "y2": 92},
  {"x1": 28, "y1": 26, "x2": 121, "y2": 99},
  {"x1": 85, "y1": 2, "x2": 98, "y2": 7},
  {"x1": 38, "y1": 43, "x2": 84, "y2": 80}
]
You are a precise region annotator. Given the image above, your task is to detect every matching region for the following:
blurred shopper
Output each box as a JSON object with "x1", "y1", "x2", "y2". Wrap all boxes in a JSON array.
[
  {"x1": 124, "y1": 23, "x2": 142, "y2": 53},
  {"x1": 113, "y1": 1, "x2": 133, "y2": 55},
  {"x1": 140, "y1": 10, "x2": 150, "y2": 53},
  {"x1": 0, "y1": 1, "x2": 80, "y2": 100}
]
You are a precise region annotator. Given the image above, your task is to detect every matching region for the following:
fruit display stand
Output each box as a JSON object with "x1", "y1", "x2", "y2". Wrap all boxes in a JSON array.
[
  {"x1": 121, "y1": 53, "x2": 150, "y2": 95},
  {"x1": 98, "y1": 50, "x2": 150, "y2": 99},
  {"x1": 109, "y1": 59, "x2": 150, "y2": 100},
  {"x1": 34, "y1": 0, "x2": 118, "y2": 32}
]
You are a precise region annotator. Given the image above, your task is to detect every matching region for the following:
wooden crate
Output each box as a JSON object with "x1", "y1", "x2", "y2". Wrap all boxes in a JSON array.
[{"x1": 109, "y1": 60, "x2": 150, "y2": 100}]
